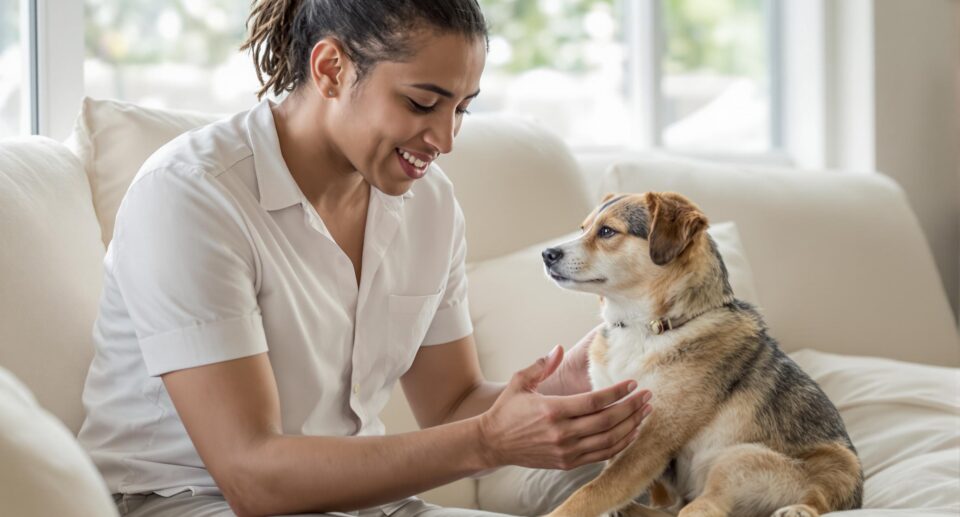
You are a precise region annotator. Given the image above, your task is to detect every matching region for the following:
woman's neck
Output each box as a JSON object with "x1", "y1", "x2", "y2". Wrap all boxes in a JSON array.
[{"x1": 271, "y1": 93, "x2": 366, "y2": 211}]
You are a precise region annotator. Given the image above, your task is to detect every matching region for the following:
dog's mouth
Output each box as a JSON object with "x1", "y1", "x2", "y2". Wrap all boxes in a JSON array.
[{"x1": 548, "y1": 269, "x2": 606, "y2": 284}]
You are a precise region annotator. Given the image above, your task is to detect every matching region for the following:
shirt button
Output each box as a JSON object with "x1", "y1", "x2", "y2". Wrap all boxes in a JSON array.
[{"x1": 353, "y1": 383, "x2": 360, "y2": 394}]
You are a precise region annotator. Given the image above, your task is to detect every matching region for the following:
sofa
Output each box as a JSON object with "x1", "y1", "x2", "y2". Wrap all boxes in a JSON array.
[{"x1": 0, "y1": 97, "x2": 958, "y2": 516}]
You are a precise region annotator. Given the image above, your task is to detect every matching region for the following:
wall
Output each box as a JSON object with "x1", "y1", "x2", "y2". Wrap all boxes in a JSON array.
[{"x1": 873, "y1": 0, "x2": 959, "y2": 321}]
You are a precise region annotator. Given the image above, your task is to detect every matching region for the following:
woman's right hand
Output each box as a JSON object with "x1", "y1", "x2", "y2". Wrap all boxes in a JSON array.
[{"x1": 477, "y1": 345, "x2": 653, "y2": 470}]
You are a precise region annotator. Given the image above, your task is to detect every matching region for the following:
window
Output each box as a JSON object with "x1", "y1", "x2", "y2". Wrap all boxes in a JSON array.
[
  {"x1": 0, "y1": 0, "x2": 26, "y2": 138},
  {"x1": 659, "y1": 0, "x2": 777, "y2": 154},
  {"x1": 16, "y1": 0, "x2": 786, "y2": 159},
  {"x1": 480, "y1": 0, "x2": 781, "y2": 155},
  {"x1": 85, "y1": 0, "x2": 261, "y2": 112}
]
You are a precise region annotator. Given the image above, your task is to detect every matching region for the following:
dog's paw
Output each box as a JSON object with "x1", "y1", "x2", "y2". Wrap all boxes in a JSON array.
[{"x1": 772, "y1": 504, "x2": 819, "y2": 517}]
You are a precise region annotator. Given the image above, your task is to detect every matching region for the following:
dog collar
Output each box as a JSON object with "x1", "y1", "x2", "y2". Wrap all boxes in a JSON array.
[
  {"x1": 611, "y1": 306, "x2": 724, "y2": 335},
  {"x1": 611, "y1": 317, "x2": 686, "y2": 335}
]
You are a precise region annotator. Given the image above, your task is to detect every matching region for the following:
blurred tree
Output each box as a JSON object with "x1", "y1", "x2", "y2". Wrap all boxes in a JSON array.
[
  {"x1": 663, "y1": 0, "x2": 765, "y2": 78},
  {"x1": 480, "y1": 0, "x2": 620, "y2": 74},
  {"x1": 85, "y1": 0, "x2": 247, "y2": 66},
  {"x1": 84, "y1": 0, "x2": 766, "y2": 79}
]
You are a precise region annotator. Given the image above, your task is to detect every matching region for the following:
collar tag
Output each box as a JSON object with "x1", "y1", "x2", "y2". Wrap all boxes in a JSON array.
[{"x1": 649, "y1": 319, "x2": 665, "y2": 334}]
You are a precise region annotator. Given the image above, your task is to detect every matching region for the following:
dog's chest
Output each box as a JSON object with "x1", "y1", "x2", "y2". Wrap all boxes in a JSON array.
[{"x1": 588, "y1": 329, "x2": 675, "y2": 391}]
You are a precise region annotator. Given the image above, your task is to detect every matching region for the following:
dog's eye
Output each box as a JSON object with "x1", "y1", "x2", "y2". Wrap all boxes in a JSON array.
[{"x1": 598, "y1": 226, "x2": 616, "y2": 238}]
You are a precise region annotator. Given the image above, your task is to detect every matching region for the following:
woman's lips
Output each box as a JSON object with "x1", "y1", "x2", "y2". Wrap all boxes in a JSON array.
[{"x1": 396, "y1": 148, "x2": 429, "y2": 180}]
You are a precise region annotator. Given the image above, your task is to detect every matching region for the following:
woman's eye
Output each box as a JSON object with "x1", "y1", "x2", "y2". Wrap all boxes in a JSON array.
[
  {"x1": 408, "y1": 98, "x2": 471, "y2": 116},
  {"x1": 407, "y1": 99, "x2": 435, "y2": 113},
  {"x1": 598, "y1": 226, "x2": 616, "y2": 238}
]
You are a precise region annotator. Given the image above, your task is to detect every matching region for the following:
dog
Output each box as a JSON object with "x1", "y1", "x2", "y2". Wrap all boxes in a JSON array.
[{"x1": 540, "y1": 192, "x2": 863, "y2": 517}]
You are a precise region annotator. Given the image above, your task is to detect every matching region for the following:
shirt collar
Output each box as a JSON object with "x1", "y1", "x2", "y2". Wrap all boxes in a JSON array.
[
  {"x1": 249, "y1": 99, "x2": 302, "y2": 211},
  {"x1": 248, "y1": 99, "x2": 416, "y2": 212}
]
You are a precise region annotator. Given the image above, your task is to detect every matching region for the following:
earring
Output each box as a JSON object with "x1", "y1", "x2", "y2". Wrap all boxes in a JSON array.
[{"x1": 327, "y1": 88, "x2": 335, "y2": 97}]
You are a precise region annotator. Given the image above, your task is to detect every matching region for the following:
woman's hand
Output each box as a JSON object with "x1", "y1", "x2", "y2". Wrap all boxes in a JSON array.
[
  {"x1": 538, "y1": 325, "x2": 602, "y2": 396},
  {"x1": 477, "y1": 345, "x2": 653, "y2": 471}
]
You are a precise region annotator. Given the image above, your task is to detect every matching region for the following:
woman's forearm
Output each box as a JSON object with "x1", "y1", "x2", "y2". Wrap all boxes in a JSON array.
[
  {"x1": 439, "y1": 361, "x2": 580, "y2": 427},
  {"x1": 440, "y1": 380, "x2": 506, "y2": 424},
  {"x1": 232, "y1": 415, "x2": 494, "y2": 516}
]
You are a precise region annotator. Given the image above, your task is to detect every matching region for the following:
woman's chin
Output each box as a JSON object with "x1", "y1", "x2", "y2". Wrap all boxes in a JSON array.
[{"x1": 372, "y1": 176, "x2": 414, "y2": 197}]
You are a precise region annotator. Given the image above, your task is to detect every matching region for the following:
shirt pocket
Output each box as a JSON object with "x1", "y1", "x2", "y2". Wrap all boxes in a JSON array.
[{"x1": 387, "y1": 290, "x2": 443, "y2": 374}]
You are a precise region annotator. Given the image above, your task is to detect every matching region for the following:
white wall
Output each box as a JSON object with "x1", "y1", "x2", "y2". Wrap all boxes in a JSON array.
[{"x1": 873, "y1": 0, "x2": 959, "y2": 321}]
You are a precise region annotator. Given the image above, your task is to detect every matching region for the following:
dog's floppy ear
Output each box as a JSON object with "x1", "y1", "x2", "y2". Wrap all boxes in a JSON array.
[{"x1": 644, "y1": 192, "x2": 708, "y2": 266}]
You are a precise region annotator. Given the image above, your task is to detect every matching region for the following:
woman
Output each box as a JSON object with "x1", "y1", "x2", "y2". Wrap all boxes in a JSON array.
[{"x1": 77, "y1": 1, "x2": 653, "y2": 516}]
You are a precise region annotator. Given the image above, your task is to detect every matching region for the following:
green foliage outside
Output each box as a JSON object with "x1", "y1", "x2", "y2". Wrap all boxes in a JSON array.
[
  {"x1": 83, "y1": 0, "x2": 765, "y2": 78},
  {"x1": 480, "y1": 0, "x2": 620, "y2": 74},
  {"x1": 85, "y1": 0, "x2": 248, "y2": 66},
  {"x1": 663, "y1": 0, "x2": 766, "y2": 79}
]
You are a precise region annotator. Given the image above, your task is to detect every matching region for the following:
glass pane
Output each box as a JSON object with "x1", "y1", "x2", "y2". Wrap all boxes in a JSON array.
[
  {"x1": 660, "y1": 0, "x2": 772, "y2": 153},
  {"x1": 1, "y1": 0, "x2": 25, "y2": 137},
  {"x1": 85, "y1": 0, "x2": 262, "y2": 113},
  {"x1": 478, "y1": 0, "x2": 630, "y2": 147}
]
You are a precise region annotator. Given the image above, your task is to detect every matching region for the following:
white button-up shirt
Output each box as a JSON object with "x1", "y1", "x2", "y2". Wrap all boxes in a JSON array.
[{"x1": 77, "y1": 100, "x2": 472, "y2": 510}]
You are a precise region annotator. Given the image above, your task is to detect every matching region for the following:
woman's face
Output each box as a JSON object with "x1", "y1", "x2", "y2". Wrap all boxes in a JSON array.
[{"x1": 332, "y1": 32, "x2": 486, "y2": 196}]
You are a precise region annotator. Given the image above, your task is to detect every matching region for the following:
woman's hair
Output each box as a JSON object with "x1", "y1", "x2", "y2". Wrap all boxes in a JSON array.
[{"x1": 241, "y1": 0, "x2": 488, "y2": 100}]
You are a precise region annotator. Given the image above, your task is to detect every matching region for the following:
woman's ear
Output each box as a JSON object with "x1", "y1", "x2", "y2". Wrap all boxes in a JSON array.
[
  {"x1": 644, "y1": 192, "x2": 708, "y2": 266},
  {"x1": 309, "y1": 37, "x2": 346, "y2": 97}
]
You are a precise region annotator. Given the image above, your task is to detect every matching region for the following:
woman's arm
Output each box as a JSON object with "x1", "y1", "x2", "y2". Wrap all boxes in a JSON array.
[
  {"x1": 165, "y1": 333, "x2": 649, "y2": 517},
  {"x1": 163, "y1": 353, "x2": 488, "y2": 516}
]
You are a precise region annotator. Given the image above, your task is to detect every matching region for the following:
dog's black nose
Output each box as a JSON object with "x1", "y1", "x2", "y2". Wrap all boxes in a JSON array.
[{"x1": 542, "y1": 247, "x2": 564, "y2": 267}]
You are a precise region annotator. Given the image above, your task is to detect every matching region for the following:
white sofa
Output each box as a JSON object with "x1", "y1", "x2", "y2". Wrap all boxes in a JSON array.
[{"x1": 0, "y1": 98, "x2": 958, "y2": 516}]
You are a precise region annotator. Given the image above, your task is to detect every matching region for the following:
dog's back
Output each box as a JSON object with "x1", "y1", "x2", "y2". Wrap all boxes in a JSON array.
[{"x1": 666, "y1": 300, "x2": 863, "y2": 514}]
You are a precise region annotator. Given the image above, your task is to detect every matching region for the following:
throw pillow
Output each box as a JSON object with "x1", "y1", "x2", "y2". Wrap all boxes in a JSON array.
[{"x1": 65, "y1": 97, "x2": 222, "y2": 247}]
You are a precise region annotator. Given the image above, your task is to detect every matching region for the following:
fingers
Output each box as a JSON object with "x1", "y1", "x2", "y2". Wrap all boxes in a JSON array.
[
  {"x1": 552, "y1": 379, "x2": 642, "y2": 418},
  {"x1": 566, "y1": 398, "x2": 651, "y2": 455},
  {"x1": 570, "y1": 406, "x2": 654, "y2": 467},
  {"x1": 511, "y1": 345, "x2": 564, "y2": 391},
  {"x1": 564, "y1": 389, "x2": 652, "y2": 439}
]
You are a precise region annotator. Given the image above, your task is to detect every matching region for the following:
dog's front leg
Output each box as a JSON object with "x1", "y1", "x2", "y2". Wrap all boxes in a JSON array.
[
  {"x1": 546, "y1": 436, "x2": 671, "y2": 517},
  {"x1": 547, "y1": 376, "x2": 719, "y2": 517}
]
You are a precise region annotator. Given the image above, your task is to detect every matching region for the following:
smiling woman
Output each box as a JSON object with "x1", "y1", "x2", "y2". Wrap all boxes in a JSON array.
[{"x1": 74, "y1": 1, "x2": 654, "y2": 516}]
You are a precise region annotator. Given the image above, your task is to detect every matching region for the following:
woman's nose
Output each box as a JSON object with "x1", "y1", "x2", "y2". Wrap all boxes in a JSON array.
[{"x1": 424, "y1": 113, "x2": 456, "y2": 155}]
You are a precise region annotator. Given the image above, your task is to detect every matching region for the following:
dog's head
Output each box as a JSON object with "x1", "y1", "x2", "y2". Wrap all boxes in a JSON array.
[{"x1": 541, "y1": 192, "x2": 711, "y2": 299}]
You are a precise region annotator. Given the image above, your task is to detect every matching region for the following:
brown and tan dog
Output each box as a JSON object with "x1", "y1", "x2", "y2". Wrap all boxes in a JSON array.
[{"x1": 540, "y1": 192, "x2": 862, "y2": 517}]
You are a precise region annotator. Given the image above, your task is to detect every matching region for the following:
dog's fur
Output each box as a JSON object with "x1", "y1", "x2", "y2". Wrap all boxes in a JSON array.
[{"x1": 541, "y1": 192, "x2": 863, "y2": 517}]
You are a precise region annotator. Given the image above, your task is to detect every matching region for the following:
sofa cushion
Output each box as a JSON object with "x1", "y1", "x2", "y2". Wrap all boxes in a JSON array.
[
  {"x1": 478, "y1": 349, "x2": 960, "y2": 516},
  {"x1": 0, "y1": 366, "x2": 118, "y2": 516},
  {"x1": 467, "y1": 221, "x2": 761, "y2": 382},
  {"x1": 65, "y1": 97, "x2": 221, "y2": 246},
  {"x1": 602, "y1": 156, "x2": 959, "y2": 367},
  {"x1": 790, "y1": 349, "x2": 960, "y2": 514},
  {"x1": 0, "y1": 137, "x2": 105, "y2": 434}
]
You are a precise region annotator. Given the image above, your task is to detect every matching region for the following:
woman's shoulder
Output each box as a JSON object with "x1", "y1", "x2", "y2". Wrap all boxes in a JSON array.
[{"x1": 138, "y1": 108, "x2": 255, "y2": 184}]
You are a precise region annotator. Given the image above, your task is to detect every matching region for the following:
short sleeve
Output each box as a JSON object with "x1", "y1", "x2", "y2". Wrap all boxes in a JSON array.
[
  {"x1": 421, "y1": 200, "x2": 473, "y2": 346},
  {"x1": 112, "y1": 166, "x2": 267, "y2": 376}
]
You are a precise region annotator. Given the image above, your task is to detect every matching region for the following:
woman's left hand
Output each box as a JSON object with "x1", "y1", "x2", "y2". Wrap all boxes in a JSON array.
[{"x1": 539, "y1": 325, "x2": 601, "y2": 396}]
